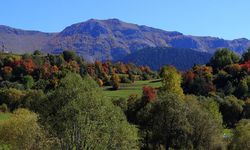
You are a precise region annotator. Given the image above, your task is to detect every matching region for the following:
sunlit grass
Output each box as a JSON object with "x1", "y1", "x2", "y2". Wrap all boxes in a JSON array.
[
  {"x1": 0, "y1": 113, "x2": 11, "y2": 121},
  {"x1": 103, "y1": 79, "x2": 161, "y2": 99}
]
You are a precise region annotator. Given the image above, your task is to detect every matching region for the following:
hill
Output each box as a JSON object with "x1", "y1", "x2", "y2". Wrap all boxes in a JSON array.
[
  {"x1": 0, "y1": 25, "x2": 55, "y2": 53},
  {"x1": 44, "y1": 19, "x2": 250, "y2": 61},
  {"x1": 120, "y1": 47, "x2": 212, "y2": 70},
  {"x1": 0, "y1": 19, "x2": 249, "y2": 61}
]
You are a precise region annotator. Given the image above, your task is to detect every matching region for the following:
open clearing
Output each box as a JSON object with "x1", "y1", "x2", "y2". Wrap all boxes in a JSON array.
[{"x1": 103, "y1": 79, "x2": 161, "y2": 99}]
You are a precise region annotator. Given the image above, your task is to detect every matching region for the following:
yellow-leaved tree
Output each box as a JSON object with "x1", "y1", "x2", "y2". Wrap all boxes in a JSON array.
[{"x1": 160, "y1": 66, "x2": 184, "y2": 98}]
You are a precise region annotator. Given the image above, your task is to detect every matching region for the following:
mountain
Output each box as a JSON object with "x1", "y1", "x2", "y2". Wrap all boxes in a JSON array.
[
  {"x1": 44, "y1": 19, "x2": 182, "y2": 61},
  {"x1": 0, "y1": 25, "x2": 55, "y2": 53},
  {"x1": 0, "y1": 19, "x2": 250, "y2": 62},
  {"x1": 43, "y1": 19, "x2": 250, "y2": 61},
  {"x1": 120, "y1": 47, "x2": 212, "y2": 71}
]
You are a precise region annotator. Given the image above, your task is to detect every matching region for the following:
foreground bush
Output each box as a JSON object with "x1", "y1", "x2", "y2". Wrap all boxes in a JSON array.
[{"x1": 0, "y1": 109, "x2": 55, "y2": 150}]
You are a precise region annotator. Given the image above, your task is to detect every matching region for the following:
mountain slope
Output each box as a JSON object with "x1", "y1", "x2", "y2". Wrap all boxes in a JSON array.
[
  {"x1": 0, "y1": 25, "x2": 56, "y2": 53},
  {"x1": 44, "y1": 19, "x2": 250, "y2": 61},
  {"x1": 120, "y1": 47, "x2": 212, "y2": 70},
  {"x1": 44, "y1": 19, "x2": 182, "y2": 61},
  {"x1": 0, "y1": 19, "x2": 250, "y2": 61}
]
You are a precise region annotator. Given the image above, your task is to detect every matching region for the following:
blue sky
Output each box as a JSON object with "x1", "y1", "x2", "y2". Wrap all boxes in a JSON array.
[{"x1": 1, "y1": 0, "x2": 249, "y2": 39}]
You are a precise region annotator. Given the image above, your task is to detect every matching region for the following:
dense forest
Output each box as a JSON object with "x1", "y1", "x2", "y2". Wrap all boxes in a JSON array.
[
  {"x1": 120, "y1": 47, "x2": 212, "y2": 70},
  {"x1": 1, "y1": 48, "x2": 250, "y2": 149}
]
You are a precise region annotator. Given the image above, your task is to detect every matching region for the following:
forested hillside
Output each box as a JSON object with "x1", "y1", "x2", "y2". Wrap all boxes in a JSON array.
[
  {"x1": 121, "y1": 47, "x2": 212, "y2": 70},
  {"x1": 1, "y1": 48, "x2": 250, "y2": 149}
]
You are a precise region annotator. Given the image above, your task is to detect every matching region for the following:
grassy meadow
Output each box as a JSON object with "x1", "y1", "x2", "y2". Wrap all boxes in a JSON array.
[
  {"x1": 0, "y1": 113, "x2": 11, "y2": 121},
  {"x1": 103, "y1": 79, "x2": 162, "y2": 99}
]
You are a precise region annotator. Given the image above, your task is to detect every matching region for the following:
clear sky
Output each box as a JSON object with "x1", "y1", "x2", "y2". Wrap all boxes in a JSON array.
[{"x1": 1, "y1": 0, "x2": 249, "y2": 40}]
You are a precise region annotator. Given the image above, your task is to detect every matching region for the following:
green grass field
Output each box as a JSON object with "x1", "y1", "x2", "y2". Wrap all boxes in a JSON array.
[
  {"x1": 103, "y1": 79, "x2": 162, "y2": 99},
  {"x1": 0, "y1": 113, "x2": 11, "y2": 121}
]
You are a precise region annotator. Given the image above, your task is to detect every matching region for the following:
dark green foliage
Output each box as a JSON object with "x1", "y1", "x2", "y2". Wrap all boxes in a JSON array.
[
  {"x1": 120, "y1": 75, "x2": 131, "y2": 83},
  {"x1": 21, "y1": 90, "x2": 46, "y2": 111},
  {"x1": 229, "y1": 119, "x2": 250, "y2": 150},
  {"x1": 128, "y1": 72, "x2": 135, "y2": 82},
  {"x1": 142, "y1": 72, "x2": 151, "y2": 80},
  {"x1": 0, "y1": 88, "x2": 25, "y2": 111},
  {"x1": 23, "y1": 75, "x2": 34, "y2": 89},
  {"x1": 112, "y1": 97, "x2": 128, "y2": 112},
  {"x1": 185, "y1": 96, "x2": 224, "y2": 149},
  {"x1": 208, "y1": 48, "x2": 240, "y2": 72},
  {"x1": 235, "y1": 79, "x2": 249, "y2": 99},
  {"x1": 216, "y1": 95, "x2": 244, "y2": 127},
  {"x1": 33, "y1": 50, "x2": 42, "y2": 55},
  {"x1": 0, "y1": 103, "x2": 8, "y2": 112},
  {"x1": 136, "y1": 93, "x2": 224, "y2": 149},
  {"x1": 145, "y1": 94, "x2": 191, "y2": 149},
  {"x1": 241, "y1": 48, "x2": 250, "y2": 62},
  {"x1": 36, "y1": 73, "x2": 139, "y2": 149},
  {"x1": 62, "y1": 50, "x2": 76, "y2": 61},
  {"x1": 0, "y1": 81, "x2": 24, "y2": 90},
  {"x1": 121, "y1": 47, "x2": 212, "y2": 70},
  {"x1": 33, "y1": 79, "x2": 50, "y2": 91},
  {"x1": 243, "y1": 100, "x2": 250, "y2": 119}
]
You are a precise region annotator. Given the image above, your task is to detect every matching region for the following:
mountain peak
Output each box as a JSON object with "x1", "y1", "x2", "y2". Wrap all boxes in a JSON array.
[{"x1": 1, "y1": 18, "x2": 250, "y2": 61}]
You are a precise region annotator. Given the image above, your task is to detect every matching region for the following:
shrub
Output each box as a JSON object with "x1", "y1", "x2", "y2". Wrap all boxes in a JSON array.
[
  {"x1": 0, "y1": 103, "x2": 8, "y2": 112},
  {"x1": 120, "y1": 76, "x2": 131, "y2": 83}
]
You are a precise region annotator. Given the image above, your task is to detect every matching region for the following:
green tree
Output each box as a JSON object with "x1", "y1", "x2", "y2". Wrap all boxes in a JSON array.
[
  {"x1": 219, "y1": 95, "x2": 244, "y2": 127},
  {"x1": 23, "y1": 75, "x2": 34, "y2": 89},
  {"x1": 185, "y1": 96, "x2": 225, "y2": 149},
  {"x1": 208, "y1": 48, "x2": 240, "y2": 72},
  {"x1": 0, "y1": 103, "x2": 8, "y2": 112},
  {"x1": 128, "y1": 72, "x2": 135, "y2": 83},
  {"x1": 235, "y1": 79, "x2": 249, "y2": 99},
  {"x1": 137, "y1": 93, "x2": 191, "y2": 149},
  {"x1": 229, "y1": 119, "x2": 250, "y2": 150},
  {"x1": 38, "y1": 73, "x2": 139, "y2": 149},
  {"x1": 33, "y1": 50, "x2": 42, "y2": 55},
  {"x1": 0, "y1": 88, "x2": 25, "y2": 111},
  {"x1": 21, "y1": 90, "x2": 46, "y2": 111},
  {"x1": 0, "y1": 109, "x2": 54, "y2": 150},
  {"x1": 241, "y1": 48, "x2": 250, "y2": 62},
  {"x1": 62, "y1": 50, "x2": 76, "y2": 62}
]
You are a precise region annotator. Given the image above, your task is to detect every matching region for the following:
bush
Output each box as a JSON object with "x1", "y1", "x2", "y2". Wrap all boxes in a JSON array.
[
  {"x1": 229, "y1": 119, "x2": 250, "y2": 150},
  {"x1": 128, "y1": 73, "x2": 135, "y2": 83},
  {"x1": 23, "y1": 75, "x2": 34, "y2": 89},
  {"x1": 62, "y1": 50, "x2": 76, "y2": 61},
  {"x1": 112, "y1": 98, "x2": 127, "y2": 112},
  {"x1": 0, "y1": 88, "x2": 25, "y2": 111},
  {"x1": 120, "y1": 76, "x2": 131, "y2": 83},
  {"x1": 142, "y1": 72, "x2": 151, "y2": 80},
  {"x1": 0, "y1": 103, "x2": 8, "y2": 112},
  {"x1": 111, "y1": 73, "x2": 120, "y2": 90},
  {"x1": 0, "y1": 109, "x2": 56, "y2": 149}
]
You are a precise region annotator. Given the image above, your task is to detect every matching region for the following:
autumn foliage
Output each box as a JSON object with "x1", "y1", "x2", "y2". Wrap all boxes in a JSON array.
[{"x1": 142, "y1": 86, "x2": 156, "y2": 102}]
